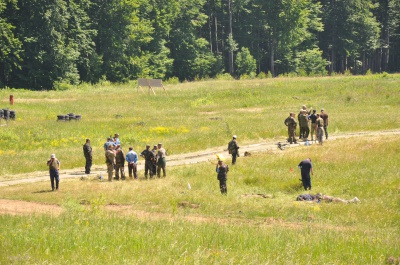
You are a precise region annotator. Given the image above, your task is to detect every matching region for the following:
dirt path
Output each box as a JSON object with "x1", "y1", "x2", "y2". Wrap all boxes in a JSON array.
[
  {"x1": 1, "y1": 129, "x2": 400, "y2": 188},
  {"x1": 0, "y1": 129, "x2": 399, "y2": 218}
]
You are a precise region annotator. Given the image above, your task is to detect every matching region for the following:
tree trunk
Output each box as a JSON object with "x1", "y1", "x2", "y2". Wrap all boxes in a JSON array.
[
  {"x1": 228, "y1": 0, "x2": 233, "y2": 74},
  {"x1": 270, "y1": 38, "x2": 275, "y2": 77}
]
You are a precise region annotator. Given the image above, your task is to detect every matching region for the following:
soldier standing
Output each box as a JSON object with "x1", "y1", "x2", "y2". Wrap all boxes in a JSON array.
[
  {"x1": 299, "y1": 110, "x2": 310, "y2": 140},
  {"x1": 320, "y1": 108, "x2": 329, "y2": 140},
  {"x1": 156, "y1": 143, "x2": 167, "y2": 177},
  {"x1": 115, "y1": 145, "x2": 126, "y2": 180},
  {"x1": 284, "y1": 112, "x2": 298, "y2": 144},
  {"x1": 105, "y1": 145, "x2": 116, "y2": 181},
  {"x1": 309, "y1": 110, "x2": 317, "y2": 142},
  {"x1": 316, "y1": 114, "x2": 325, "y2": 145},
  {"x1": 228, "y1": 135, "x2": 239, "y2": 165},
  {"x1": 216, "y1": 159, "x2": 229, "y2": 194},
  {"x1": 140, "y1": 144, "x2": 155, "y2": 179},
  {"x1": 151, "y1": 145, "x2": 158, "y2": 176},
  {"x1": 126, "y1": 147, "x2": 138, "y2": 179},
  {"x1": 83, "y1": 138, "x2": 92, "y2": 174}
]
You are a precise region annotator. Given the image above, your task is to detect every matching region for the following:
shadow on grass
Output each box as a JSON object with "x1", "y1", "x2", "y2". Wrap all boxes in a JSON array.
[{"x1": 33, "y1": 190, "x2": 54, "y2": 193}]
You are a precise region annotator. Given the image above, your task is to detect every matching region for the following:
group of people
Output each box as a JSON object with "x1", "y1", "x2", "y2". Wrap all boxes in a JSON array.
[
  {"x1": 46, "y1": 112, "x2": 331, "y2": 196},
  {"x1": 284, "y1": 105, "x2": 329, "y2": 145},
  {"x1": 83, "y1": 133, "x2": 167, "y2": 182}
]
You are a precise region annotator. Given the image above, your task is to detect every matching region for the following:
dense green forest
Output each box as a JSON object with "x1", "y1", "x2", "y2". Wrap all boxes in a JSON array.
[{"x1": 1, "y1": 0, "x2": 399, "y2": 89}]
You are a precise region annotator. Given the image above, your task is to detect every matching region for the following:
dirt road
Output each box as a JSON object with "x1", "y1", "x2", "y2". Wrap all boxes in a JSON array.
[{"x1": 1, "y1": 129, "x2": 399, "y2": 188}]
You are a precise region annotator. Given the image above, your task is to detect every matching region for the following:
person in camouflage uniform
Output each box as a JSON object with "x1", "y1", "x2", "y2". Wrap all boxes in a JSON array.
[
  {"x1": 156, "y1": 143, "x2": 167, "y2": 177},
  {"x1": 115, "y1": 145, "x2": 126, "y2": 180},
  {"x1": 284, "y1": 112, "x2": 298, "y2": 144},
  {"x1": 299, "y1": 110, "x2": 310, "y2": 140},
  {"x1": 83, "y1": 138, "x2": 92, "y2": 174},
  {"x1": 228, "y1": 135, "x2": 239, "y2": 165},
  {"x1": 216, "y1": 159, "x2": 229, "y2": 194},
  {"x1": 140, "y1": 144, "x2": 155, "y2": 178},
  {"x1": 316, "y1": 114, "x2": 325, "y2": 145},
  {"x1": 320, "y1": 108, "x2": 329, "y2": 140},
  {"x1": 105, "y1": 145, "x2": 116, "y2": 181}
]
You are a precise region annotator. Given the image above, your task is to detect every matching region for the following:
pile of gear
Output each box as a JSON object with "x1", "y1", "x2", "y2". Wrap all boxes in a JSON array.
[
  {"x1": 0, "y1": 108, "x2": 16, "y2": 120},
  {"x1": 57, "y1": 113, "x2": 82, "y2": 121}
]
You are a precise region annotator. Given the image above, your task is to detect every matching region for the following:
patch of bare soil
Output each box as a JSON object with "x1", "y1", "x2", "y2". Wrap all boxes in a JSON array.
[
  {"x1": 0, "y1": 199, "x2": 63, "y2": 216},
  {"x1": 235, "y1": 107, "x2": 264, "y2": 113},
  {"x1": 199, "y1": 111, "x2": 217, "y2": 115},
  {"x1": 0, "y1": 199, "x2": 355, "y2": 232},
  {"x1": 14, "y1": 98, "x2": 77, "y2": 103}
]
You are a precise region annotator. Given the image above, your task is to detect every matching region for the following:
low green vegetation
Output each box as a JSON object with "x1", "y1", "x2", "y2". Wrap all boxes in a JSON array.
[
  {"x1": 1, "y1": 74, "x2": 399, "y2": 177},
  {"x1": 0, "y1": 135, "x2": 399, "y2": 264},
  {"x1": 0, "y1": 75, "x2": 399, "y2": 264}
]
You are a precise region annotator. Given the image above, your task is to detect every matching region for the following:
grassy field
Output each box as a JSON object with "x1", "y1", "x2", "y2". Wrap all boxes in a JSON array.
[
  {"x1": 0, "y1": 135, "x2": 399, "y2": 264},
  {"x1": 0, "y1": 75, "x2": 400, "y2": 264},
  {"x1": 0, "y1": 74, "x2": 400, "y2": 176}
]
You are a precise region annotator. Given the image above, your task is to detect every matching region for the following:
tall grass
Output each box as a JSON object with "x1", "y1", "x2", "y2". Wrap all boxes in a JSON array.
[{"x1": 0, "y1": 135, "x2": 399, "y2": 264}]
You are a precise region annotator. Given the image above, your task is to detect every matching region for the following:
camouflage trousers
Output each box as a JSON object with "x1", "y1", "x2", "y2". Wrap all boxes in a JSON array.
[{"x1": 288, "y1": 128, "x2": 297, "y2": 144}]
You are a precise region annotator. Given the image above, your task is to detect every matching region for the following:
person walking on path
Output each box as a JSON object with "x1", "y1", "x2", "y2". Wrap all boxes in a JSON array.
[
  {"x1": 83, "y1": 138, "x2": 92, "y2": 174},
  {"x1": 228, "y1": 135, "x2": 240, "y2": 165},
  {"x1": 298, "y1": 158, "x2": 313, "y2": 190},
  {"x1": 284, "y1": 113, "x2": 298, "y2": 144},
  {"x1": 115, "y1": 145, "x2": 126, "y2": 180},
  {"x1": 216, "y1": 158, "x2": 229, "y2": 194},
  {"x1": 126, "y1": 147, "x2": 138, "y2": 179},
  {"x1": 140, "y1": 144, "x2": 154, "y2": 179},
  {"x1": 156, "y1": 143, "x2": 167, "y2": 178},
  {"x1": 105, "y1": 145, "x2": 116, "y2": 181},
  {"x1": 47, "y1": 154, "x2": 60, "y2": 191},
  {"x1": 320, "y1": 108, "x2": 329, "y2": 140}
]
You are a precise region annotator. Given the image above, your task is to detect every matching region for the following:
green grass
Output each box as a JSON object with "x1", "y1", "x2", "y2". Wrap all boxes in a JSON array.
[
  {"x1": 0, "y1": 136, "x2": 399, "y2": 264},
  {"x1": 0, "y1": 75, "x2": 400, "y2": 264},
  {"x1": 1, "y1": 74, "x2": 400, "y2": 176}
]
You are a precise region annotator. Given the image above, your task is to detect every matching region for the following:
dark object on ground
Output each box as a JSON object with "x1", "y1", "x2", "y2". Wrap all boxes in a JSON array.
[
  {"x1": 1, "y1": 109, "x2": 16, "y2": 120},
  {"x1": 277, "y1": 142, "x2": 288, "y2": 150},
  {"x1": 244, "y1": 151, "x2": 251, "y2": 156},
  {"x1": 57, "y1": 113, "x2": 82, "y2": 121}
]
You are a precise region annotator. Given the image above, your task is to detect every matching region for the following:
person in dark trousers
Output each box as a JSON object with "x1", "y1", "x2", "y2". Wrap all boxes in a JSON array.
[
  {"x1": 298, "y1": 158, "x2": 313, "y2": 190},
  {"x1": 156, "y1": 143, "x2": 167, "y2": 177},
  {"x1": 83, "y1": 138, "x2": 92, "y2": 174},
  {"x1": 126, "y1": 146, "x2": 138, "y2": 179},
  {"x1": 140, "y1": 144, "x2": 154, "y2": 178},
  {"x1": 228, "y1": 135, "x2": 239, "y2": 165},
  {"x1": 47, "y1": 154, "x2": 60, "y2": 191},
  {"x1": 216, "y1": 159, "x2": 229, "y2": 194}
]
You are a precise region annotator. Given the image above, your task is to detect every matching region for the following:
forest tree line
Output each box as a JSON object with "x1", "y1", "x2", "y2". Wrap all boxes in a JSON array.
[{"x1": 1, "y1": 0, "x2": 400, "y2": 90}]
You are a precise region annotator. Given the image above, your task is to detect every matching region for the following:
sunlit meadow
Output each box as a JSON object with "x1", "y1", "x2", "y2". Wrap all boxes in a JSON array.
[
  {"x1": 0, "y1": 74, "x2": 400, "y2": 264},
  {"x1": 1, "y1": 74, "x2": 399, "y2": 177}
]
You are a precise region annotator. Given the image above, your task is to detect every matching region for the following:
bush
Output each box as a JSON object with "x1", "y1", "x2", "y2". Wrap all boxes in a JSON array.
[
  {"x1": 215, "y1": 73, "x2": 234, "y2": 80},
  {"x1": 235, "y1": 47, "x2": 256, "y2": 78},
  {"x1": 257, "y1": 72, "x2": 267, "y2": 79}
]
